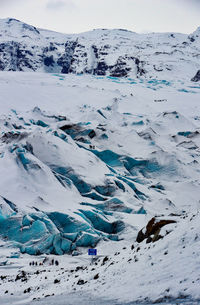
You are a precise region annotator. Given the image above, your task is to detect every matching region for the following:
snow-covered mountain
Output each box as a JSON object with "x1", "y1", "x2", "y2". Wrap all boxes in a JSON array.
[{"x1": 0, "y1": 18, "x2": 200, "y2": 81}]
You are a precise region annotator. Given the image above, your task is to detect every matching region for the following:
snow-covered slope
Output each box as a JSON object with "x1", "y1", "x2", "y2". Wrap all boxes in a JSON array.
[
  {"x1": 0, "y1": 71, "x2": 200, "y2": 303},
  {"x1": 0, "y1": 18, "x2": 200, "y2": 81}
]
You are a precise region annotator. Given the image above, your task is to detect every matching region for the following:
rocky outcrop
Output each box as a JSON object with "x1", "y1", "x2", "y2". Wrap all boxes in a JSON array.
[
  {"x1": 191, "y1": 70, "x2": 200, "y2": 82},
  {"x1": 136, "y1": 217, "x2": 176, "y2": 243},
  {"x1": 57, "y1": 40, "x2": 78, "y2": 73},
  {"x1": 0, "y1": 41, "x2": 36, "y2": 71}
]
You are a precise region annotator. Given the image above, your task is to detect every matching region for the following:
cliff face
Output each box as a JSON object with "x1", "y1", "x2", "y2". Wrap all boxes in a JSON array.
[{"x1": 1, "y1": 18, "x2": 200, "y2": 81}]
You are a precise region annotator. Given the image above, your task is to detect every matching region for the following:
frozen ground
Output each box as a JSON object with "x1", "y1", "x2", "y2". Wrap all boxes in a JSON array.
[
  {"x1": 1, "y1": 293, "x2": 199, "y2": 305},
  {"x1": 0, "y1": 72, "x2": 200, "y2": 304}
]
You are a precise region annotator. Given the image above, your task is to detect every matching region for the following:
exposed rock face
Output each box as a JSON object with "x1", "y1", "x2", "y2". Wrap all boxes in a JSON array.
[
  {"x1": 0, "y1": 41, "x2": 36, "y2": 71},
  {"x1": 0, "y1": 18, "x2": 200, "y2": 80},
  {"x1": 136, "y1": 217, "x2": 176, "y2": 243},
  {"x1": 57, "y1": 40, "x2": 78, "y2": 74},
  {"x1": 191, "y1": 70, "x2": 200, "y2": 82}
]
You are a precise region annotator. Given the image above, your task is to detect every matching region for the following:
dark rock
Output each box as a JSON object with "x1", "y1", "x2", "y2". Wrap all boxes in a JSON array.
[
  {"x1": 1, "y1": 131, "x2": 29, "y2": 144},
  {"x1": 15, "y1": 270, "x2": 27, "y2": 282},
  {"x1": 136, "y1": 217, "x2": 176, "y2": 243},
  {"x1": 88, "y1": 130, "x2": 96, "y2": 139},
  {"x1": 94, "y1": 273, "x2": 99, "y2": 280},
  {"x1": 59, "y1": 123, "x2": 82, "y2": 138},
  {"x1": 134, "y1": 57, "x2": 146, "y2": 76},
  {"x1": 146, "y1": 236, "x2": 152, "y2": 244},
  {"x1": 0, "y1": 276, "x2": 7, "y2": 280},
  {"x1": 136, "y1": 228, "x2": 146, "y2": 243},
  {"x1": 102, "y1": 256, "x2": 109, "y2": 265},
  {"x1": 191, "y1": 70, "x2": 200, "y2": 82},
  {"x1": 93, "y1": 61, "x2": 110, "y2": 76},
  {"x1": 110, "y1": 57, "x2": 131, "y2": 77},
  {"x1": 49, "y1": 43, "x2": 57, "y2": 52},
  {"x1": 0, "y1": 41, "x2": 35, "y2": 71},
  {"x1": 57, "y1": 40, "x2": 78, "y2": 74},
  {"x1": 75, "y1": 266, "x2": 83, "y2": 271},
  {"x1": 150, "y1": 184, "x2": 165, "y2": 191},
  {"x1": 44, "y1": 55, "x2": 54, "y2": 67},
  {"x1": 2, "y1": 197, "x2": 18, "y2": 213},
  {"x1": 189, "y1": 36, "x2": 195, "y2": 43},
  {"x1": 92, "y1": 45, "x2": 98, "y2": 59},
  {"x1": 77, "y1": 279, "x2": 86, "y2": 285},
  {"x1": 24, "y1": 287, "x2": 31, "y2": 293}
]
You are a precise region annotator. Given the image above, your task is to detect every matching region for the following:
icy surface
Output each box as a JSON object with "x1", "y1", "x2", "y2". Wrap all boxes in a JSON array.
[{"x1": 0, "y1": 71, "x2": 200, "y2": 304}]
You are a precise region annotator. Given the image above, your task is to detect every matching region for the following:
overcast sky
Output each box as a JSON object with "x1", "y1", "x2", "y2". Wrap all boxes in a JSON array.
[{"x1": 0, "y1": 0, "x2": 200, "y2": 34}]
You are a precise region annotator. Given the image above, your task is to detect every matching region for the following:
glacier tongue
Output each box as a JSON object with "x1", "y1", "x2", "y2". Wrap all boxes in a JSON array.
[
  {"x1": 0, "y1": 72, "x2": 200, "y2": 256},
  {"x1": 0, "y1": 104, "x2": 136, "y2": 254},
  {"x1": 0, "y1": 112, "x2": 126, "y2": 254}
]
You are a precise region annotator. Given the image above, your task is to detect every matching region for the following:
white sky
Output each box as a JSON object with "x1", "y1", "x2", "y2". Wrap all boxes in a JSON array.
[{"x1": 0, "y1": 0, "x2": 200, "y2": 34}]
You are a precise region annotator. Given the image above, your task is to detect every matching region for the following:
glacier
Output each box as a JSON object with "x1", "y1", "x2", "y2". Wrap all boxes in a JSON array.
[
  {"x1": 0, "y1": 19, "x2": 200, "y2": 305},
  {"x1": 0, "y1": 72, "x2": 200, "y2": 259},
  {"x1": 0, "y1": 69, "x2": 200, "y2": 304}
]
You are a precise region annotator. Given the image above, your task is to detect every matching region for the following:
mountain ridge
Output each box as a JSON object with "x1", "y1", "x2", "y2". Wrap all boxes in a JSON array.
[
  {"x1": 0, "y1": 18, "x2": 200, "y2": 80},
  {"x1": 1, "y1": 17, "x2": 199, "y2": 36}
]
